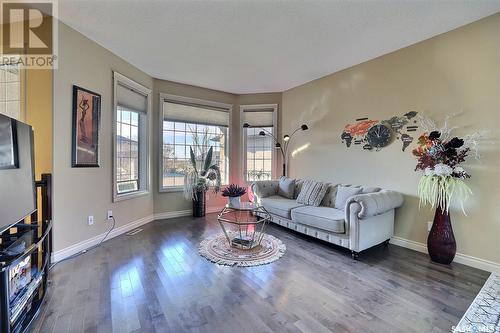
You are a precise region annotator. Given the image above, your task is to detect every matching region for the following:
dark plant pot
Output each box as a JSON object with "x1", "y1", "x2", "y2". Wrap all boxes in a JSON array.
[
  {"x1": 427, "y1": 205, "x2": 456, "y2": 264},
  {"x1": 192, "y1": 191, "x2": 206, "y2": 217}
]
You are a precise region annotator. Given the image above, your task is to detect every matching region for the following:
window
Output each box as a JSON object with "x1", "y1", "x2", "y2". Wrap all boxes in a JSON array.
[
  {"x1": 116, "y1": 107, "x2": 140, "y2": 194},
  {"x1": 160, "y1": 94, "x2": 231, "y2": 191},
  {"x1": 241, "y1": 104, "x2": 278, "y2": 182},
  {"x1": 113, "y1": 72, "x2": 150, "y2": 201},
  {"x1": 0, "y1": 63, "x2": 22, "y2": 120}
]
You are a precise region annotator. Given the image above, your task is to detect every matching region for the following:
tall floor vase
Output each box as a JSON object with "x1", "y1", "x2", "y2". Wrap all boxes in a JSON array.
[
  {"x1": 192, "y1": 191, "x2": 206, "y2": 217},
  {"x1": 427, "y1": 205, "x2": 456, "y2": 264}
]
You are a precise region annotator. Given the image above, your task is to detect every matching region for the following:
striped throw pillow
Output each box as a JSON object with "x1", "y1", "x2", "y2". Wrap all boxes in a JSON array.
[{"x1": 296, "y1": 180, "x2": 328, "y2": 206}]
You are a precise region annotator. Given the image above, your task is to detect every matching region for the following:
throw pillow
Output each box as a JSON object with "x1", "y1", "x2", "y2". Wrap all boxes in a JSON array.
[
  {"x1": 278, "y1": 176, "x2": 295, "y2": 199},
  {"x1": 334, "y1": 185, "x2": 362, "y2": 210},
  {"x1": 252, "y1": 182, "x2": 277, "y2": 198},
  {"x1": 293, "y1": 179, "x2": 304, "y2": 199},
  {"x1": 296, "y1": 180, "x2": 329, "y2": 206},
  {"x1": 320, "y1": 184, "x2": 338, "y2": 207}
]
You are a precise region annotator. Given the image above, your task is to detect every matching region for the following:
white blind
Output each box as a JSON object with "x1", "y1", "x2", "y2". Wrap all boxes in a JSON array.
[
  {"x1": 242, "y1": 108, "x2": 274, "y2": 127},
  {"x1": 163, "y1": 100, "x2": 229, "y2": 127},
  {"x1": 117, "y1": 83, "x2": 147, "y2": 113}
]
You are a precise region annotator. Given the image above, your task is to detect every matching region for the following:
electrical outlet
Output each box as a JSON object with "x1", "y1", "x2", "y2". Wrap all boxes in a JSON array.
[
  {"x1": 87, "y1": 215, "x2": 94, "y2": 226},
  {"x1": 107, "y1": 210, "x2": 113, "y2": 220},
  {"x1": 427, "y1": 221, "x2": 433, "y2": 232}
]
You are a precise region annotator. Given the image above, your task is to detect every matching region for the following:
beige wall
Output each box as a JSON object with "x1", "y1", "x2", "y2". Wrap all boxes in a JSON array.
[
  {"x1": 53, "y1": 23, "x2": 154, "y2": 251},
  {"x1": 25, "y1": 69, "x2": 53, "y2": 178},
  {"x1": 282, "y1": 13, "x2": 500, "y2": 263}
]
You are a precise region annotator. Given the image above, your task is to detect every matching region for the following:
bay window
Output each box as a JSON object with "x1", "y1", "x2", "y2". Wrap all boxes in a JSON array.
[{"x1": 160, "y1": 94, "x2": 231, "y2": 191}]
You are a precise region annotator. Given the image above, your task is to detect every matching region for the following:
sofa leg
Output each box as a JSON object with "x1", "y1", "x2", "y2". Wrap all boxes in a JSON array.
[
  {"x1": 351, "y1": 251, "x2": 359, "y2": 260},
  {"x1": 384, "y1": 239, "x2": 390, "y2": 247}
]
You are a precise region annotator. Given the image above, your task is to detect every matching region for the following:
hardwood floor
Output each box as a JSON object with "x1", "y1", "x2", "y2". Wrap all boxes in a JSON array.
[{"x1": 30, "y1": 214, "x2": 489, "y2": 333}]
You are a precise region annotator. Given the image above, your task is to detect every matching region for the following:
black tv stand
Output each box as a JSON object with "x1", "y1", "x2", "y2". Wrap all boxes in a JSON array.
[{"x1": 0, "y1": 174, "x2": 52, "y2": 333}]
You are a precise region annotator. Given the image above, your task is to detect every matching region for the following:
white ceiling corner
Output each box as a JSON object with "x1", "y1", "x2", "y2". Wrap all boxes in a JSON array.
[{"x1": 58, "y1": 0, "x2": 500, "y2": 94}]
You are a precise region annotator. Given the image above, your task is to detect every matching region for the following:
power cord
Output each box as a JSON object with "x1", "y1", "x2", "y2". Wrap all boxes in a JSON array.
[{"x1": 49, "y1": 216, "x2": 116, "y2": 270}]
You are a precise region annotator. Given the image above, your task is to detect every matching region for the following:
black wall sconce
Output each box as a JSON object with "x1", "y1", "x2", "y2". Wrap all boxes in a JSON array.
[{"x1": 243, "y1": 123, "x2": 308, "y2": 177}]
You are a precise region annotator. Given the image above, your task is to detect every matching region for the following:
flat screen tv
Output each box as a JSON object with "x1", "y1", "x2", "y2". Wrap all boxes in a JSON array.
[{"x1": 0, "y1": 114, "x2": 36, "y2": 233}]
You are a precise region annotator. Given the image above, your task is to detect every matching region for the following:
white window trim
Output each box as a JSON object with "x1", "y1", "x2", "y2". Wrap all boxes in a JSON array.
[
  {"x1": 159, "y1": 93, "x2": 232, "y2": 193},
  {"x1": 112, "y1": 72, "x2": 152, "y2": 202},
  {"x1": 240, "y1": 104, "x2": 278, "y2": 184},
  {"x1": 0, "y1": 63, "x2": 25, "y2": 121}
]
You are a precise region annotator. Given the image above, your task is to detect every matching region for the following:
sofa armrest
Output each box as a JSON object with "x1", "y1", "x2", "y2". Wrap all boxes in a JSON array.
[
  {"x1": 251, "y1": 180, "x2": 279, "y2": 202},
  {"x1": 346, "y1": 190, "x2": 404, "y2": 219}
]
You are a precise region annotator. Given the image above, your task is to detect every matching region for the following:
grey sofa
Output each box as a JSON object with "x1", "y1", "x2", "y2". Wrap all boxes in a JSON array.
[{"x1": 251, "y1": 179, "x2": 404, "y2": 259}]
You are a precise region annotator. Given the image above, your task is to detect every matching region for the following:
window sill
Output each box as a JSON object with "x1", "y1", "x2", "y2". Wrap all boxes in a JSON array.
[
  {"x1": 114, "y1": 189, "x2": 150, "y2": 202},
  {"x1": 159, "y1": 184, "x2": 230, "y2": 194},
  {"x1": 159, "y1": 187, "x2": 184, "y2": 193}
]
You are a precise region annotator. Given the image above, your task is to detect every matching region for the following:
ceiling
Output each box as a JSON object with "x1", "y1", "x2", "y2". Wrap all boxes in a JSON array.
[{"x1": 58, "y1": 1, "x2": 500, "y2": 94}]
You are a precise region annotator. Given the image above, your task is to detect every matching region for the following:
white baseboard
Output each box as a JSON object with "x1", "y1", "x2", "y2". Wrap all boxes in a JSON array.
[
  {"x1": 154, "y1": 207, "x2": 222, "y2": 220},
  {"x1": 154, "y1": 210, "x2": 192, "y2": 220},
  {"x1": 52, "y1": 208, "x2": 223, "y2": 263},
  {"x1": 390, "y1": 236, "x2": 500, "y2": 273},
  {"x1": 53, "y1": 214, "x2": 155, "y2": 263}
]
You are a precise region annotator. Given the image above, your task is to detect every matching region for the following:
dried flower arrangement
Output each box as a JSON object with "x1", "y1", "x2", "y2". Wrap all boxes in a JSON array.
[{"x1": 413, "y1": 114, "x2": 482, "y2": 213}]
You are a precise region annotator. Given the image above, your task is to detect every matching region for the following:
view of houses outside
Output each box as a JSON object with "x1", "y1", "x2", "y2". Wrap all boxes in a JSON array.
[
  {"x1": 116, "y1": 108, "x2": 140, "y2": 194},
  {"x1": 245, "y1": 127, "x2": 273, "y2": 181},
  {"x1": 162, "y1": 121, "x2": 228, "y2": 187},
  {"x1": 118, "y1": 118, "x2": 273, "y2": 190}
]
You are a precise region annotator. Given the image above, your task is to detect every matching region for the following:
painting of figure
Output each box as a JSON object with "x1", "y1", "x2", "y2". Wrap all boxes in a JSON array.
[{"x1": 72, "y1": 85, "x2": 101, "y2": 167}]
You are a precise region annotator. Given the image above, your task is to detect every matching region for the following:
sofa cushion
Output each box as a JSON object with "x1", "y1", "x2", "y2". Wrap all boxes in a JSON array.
[
  {"x1": 293, "y1": 179, "x2": 304, "y2": 199},
  {"x1": 296, "y1": 180, "x2": 328, "y2": 206},
  {"x1": 260, "y1": 196, "x2": 304, "y2": 219},
  {"x1": 334, "y1": 186, "x2": 362, "y2": 210},
  {"x1": 291, "y1": 206, "x2": 345, "y2": 234},
  {"x1": 252, "y1": 181, "x2": 278, "y2": 199},
  {"x1": 320, "y1": 184, "x2": 338, "y2": 207},
  {"x1": 278, "y1": 176, "x2": 295, "y2": 199}
]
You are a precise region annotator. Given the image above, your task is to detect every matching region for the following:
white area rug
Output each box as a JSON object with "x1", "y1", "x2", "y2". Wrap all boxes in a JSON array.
[
  {"x1": 454, "y1": 273, "x2": 500, "y2": 333},
  {"x1": 199, "y1": 232, "x2": 286, "y2": 267}
]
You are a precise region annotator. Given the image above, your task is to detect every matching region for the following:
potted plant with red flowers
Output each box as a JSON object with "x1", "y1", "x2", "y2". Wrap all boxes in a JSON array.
[
  {"x1": 413, "y1": 115, "x2": 481, "y2": 264},
  {"x1": 221, "y1": 184, "x2": 247, "y2": 207}
]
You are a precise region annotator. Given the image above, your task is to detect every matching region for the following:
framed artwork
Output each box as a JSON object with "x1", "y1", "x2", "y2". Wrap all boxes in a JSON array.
[
  {"x1": 72, "y1": 85, "x2": 101, "y2": 167},
  {"x1": 0, "y1": 114, "x2": 19, "y2": 169}
]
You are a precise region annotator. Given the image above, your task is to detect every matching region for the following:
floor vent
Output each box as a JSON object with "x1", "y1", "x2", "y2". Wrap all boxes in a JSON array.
[{"x1": 126, "y1": 228, "x2": 143, "y2": 236}]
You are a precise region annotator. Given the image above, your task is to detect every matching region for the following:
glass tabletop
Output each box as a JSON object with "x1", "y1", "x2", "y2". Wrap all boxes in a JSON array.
[{"x1": 224, "y1": 201, "x2": 261, "y2": 211}]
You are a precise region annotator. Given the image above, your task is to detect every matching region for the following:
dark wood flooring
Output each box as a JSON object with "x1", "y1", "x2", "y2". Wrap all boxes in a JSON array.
[{"x1": 30, "y1": 214, "x2": 490, "y2": 333}]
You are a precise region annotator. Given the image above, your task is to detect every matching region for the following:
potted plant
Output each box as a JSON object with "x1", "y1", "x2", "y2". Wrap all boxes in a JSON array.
[
  {"x1": 222, "y1": 184, "x2": 247, "y2": 207},
  {"x1": 412, "y1": 116, "x2": 481, "y2": 264},
  {"x1": 183, "y1": 146, "x2": 221, "y2": 217}
]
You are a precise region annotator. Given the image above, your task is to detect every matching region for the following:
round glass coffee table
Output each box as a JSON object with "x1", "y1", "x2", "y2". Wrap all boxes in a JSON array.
[{"x1": 217, "y1": 202, "x2": 271, "y2": 250}]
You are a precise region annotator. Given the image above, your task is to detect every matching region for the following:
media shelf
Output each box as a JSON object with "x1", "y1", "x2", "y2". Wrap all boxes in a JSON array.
[{"x1": 0, "y1": 174, "x2": 52, "y2": 333}]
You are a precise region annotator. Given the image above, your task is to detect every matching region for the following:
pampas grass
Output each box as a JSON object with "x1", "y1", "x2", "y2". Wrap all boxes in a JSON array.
[{"x1": 418, "y1": 175, "x2": 472, "y2": 214}]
